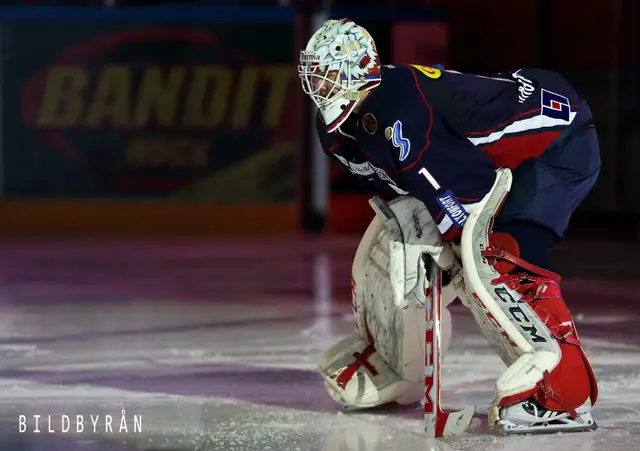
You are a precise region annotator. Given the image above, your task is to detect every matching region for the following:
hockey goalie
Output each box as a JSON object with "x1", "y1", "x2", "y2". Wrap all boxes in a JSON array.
[{"x1": 300, "y1": 18, "x2": 600, "y2": 434}]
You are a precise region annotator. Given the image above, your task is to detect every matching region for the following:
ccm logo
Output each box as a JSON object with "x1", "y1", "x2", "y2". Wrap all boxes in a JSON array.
[{"x1": 494, "y1": 287, "x2": 547, "y2": 343}]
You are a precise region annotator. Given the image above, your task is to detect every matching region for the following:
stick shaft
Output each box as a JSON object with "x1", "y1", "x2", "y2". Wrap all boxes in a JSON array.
[{"x1": 424, "y1": 262, "x2": 441, "y2": 437}]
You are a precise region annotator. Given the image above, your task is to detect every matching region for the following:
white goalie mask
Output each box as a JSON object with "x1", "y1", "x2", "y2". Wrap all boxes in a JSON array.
[{"x1": 298, "y1": 18, "x2": 382, "y2": 133}]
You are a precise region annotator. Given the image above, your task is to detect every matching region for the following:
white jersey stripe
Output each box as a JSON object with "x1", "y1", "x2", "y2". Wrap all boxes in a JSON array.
[{"x1": 468, "y1": 111, "x2": 576, "y2": 146}]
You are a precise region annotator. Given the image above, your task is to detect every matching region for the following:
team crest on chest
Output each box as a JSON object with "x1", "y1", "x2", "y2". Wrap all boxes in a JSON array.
[
  {"x1": 385, "y1": 120, "x2": 411, "y2": 161},
  {"x1": 362, "y1": 113, "x2": 377, "y2": 134}
]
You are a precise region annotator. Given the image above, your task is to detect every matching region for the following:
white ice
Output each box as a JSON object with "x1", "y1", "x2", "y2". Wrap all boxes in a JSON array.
[
  {"x1": 0, "y1": 238, "x2": 638, "y2": 451},
  {"x1": 0, "y1": 297, "x2": 638, "y2": 451}
]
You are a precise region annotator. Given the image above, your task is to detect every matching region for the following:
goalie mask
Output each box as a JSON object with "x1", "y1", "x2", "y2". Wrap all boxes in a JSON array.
[{"x1": 298, "y1": 18, "x2": 382, "y2": 133}]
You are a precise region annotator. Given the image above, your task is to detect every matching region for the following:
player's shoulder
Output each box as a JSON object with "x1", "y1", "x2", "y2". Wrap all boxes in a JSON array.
[
  {"x1": 361, "y1": 64, "x2": 429, "y2": 110},
  {"x1": 359, "y1": 64, "x2": 454, "y2": 118},
  {"x1": 354, "y1": 65, "x2": 442, "y2": 170},
  {"x1": 357, "y1": 65, "x2": 432, "y2": 128}
]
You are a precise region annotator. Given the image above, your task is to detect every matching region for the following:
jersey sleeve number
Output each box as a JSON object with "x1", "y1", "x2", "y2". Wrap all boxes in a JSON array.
[{"x1": 418, "y1": 167, "x2": 441, "y2": 190}]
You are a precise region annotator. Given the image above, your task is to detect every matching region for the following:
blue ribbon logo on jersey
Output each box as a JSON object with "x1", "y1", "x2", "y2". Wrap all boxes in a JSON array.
[{"x1": 385, "y1": 120, "x2": 411, "y2": 161}]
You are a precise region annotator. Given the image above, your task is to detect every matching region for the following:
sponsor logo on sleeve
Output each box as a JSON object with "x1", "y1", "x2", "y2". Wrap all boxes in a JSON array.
[
  {"x1": 436, "y1": 190, "x2": 469, "y2": 227},
  {"x1": 512, "y1": 70, "x2": 535, "y2": 103}
]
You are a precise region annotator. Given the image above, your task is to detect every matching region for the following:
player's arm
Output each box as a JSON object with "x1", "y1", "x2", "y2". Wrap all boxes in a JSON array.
[{"x1": 315, "y1": 114, "x2": 397, "y2": 197}]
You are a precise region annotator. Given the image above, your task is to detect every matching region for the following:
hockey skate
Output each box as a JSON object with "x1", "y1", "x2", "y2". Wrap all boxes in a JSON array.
[{"x1": 496, "y1": 397, "x2": 597, "y2": 435}]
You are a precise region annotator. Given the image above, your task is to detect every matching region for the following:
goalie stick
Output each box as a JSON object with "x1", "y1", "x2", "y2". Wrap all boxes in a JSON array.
[{"x1": 424, "y1": 258, "x2": 475, "y2": 438}]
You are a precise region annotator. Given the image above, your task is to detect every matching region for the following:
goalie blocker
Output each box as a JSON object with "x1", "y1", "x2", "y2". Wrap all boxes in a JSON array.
[{"x1": 459, "y1": 167, "x2": 598, "y2": 435}]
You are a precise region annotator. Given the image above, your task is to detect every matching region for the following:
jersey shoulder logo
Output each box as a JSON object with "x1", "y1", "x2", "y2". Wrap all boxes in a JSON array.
[
  {"x1": 541, "y1": 89, "x2": 570, "y2": 122},
  {"x1": 385, "y1": 120, "x2": 411, "y2": 161},
  {"x1": 410, "y1": 64, "x2": 442, "y2": 79}
]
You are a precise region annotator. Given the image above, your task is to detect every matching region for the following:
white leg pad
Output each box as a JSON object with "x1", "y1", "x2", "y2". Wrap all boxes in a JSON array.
[
  {"x1": 318, "y1": 196, "x2": 455, "y2": 409},
  {"x1": 318, "y1": 332, "x2": 423, "y2": 408}
]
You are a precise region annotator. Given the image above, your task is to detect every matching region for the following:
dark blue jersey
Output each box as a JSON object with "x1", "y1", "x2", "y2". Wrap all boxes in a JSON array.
[{"x1": 316, "y1": 64, "x2": 593, "y2": 240}]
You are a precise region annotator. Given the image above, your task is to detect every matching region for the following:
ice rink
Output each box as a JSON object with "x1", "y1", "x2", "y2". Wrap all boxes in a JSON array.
[{"x1": 0, "y1": 237, "x2": 638, "y2": 451}]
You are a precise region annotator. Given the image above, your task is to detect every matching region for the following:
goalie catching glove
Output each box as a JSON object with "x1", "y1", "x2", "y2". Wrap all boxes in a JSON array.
[{"x1": 318, "y1": 195, "x2": 457, "y2": 409}]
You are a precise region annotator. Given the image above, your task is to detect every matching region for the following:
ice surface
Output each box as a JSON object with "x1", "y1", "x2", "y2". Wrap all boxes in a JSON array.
[{"x1": 0, "y1": 238, "x2": 638, "y2": 451}]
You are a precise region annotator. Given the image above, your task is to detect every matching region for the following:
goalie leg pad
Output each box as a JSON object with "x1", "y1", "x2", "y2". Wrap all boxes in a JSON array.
[
  {"x1": 489, "y1": 269, "x2": 598, "y2": 415},
  {"x1": 318, "y1": 196, "x2": 454, "y2": 409},
  {"x1": 318, "y1": 331, "x2": 423, "y2": 408},
  {"x1": 459, "y1": 169, "x2": 598, "y2": 428}
]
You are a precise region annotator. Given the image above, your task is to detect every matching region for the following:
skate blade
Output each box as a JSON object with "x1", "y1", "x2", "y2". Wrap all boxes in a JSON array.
[
  {"x1": 338, "y1": 402, "x2": 368, "y2": 413},
  {"x1": 499, "y1": 419, "x2": 598, "y2": 436}
]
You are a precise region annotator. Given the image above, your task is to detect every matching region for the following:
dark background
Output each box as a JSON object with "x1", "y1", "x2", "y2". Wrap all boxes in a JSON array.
[{"x1": 0, "y1": 0, "x2": 637, "y2": 240}]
